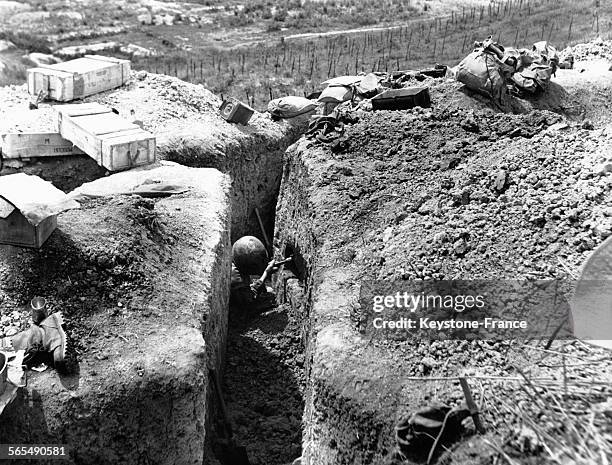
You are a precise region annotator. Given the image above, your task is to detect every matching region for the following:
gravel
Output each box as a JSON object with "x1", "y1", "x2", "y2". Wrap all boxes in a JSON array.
[{"x1": 561, "y1": 37, "x2": 612, "y2": 62}]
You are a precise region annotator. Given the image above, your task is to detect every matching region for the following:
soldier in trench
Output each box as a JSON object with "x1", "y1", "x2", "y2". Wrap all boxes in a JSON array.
[{"x1": 231, "y1": 236, "x2": 290, "y2": 309}]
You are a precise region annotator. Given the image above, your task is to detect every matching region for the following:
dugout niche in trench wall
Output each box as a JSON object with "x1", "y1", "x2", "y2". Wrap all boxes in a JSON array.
[{"x1": 281, "y1": 242, "x2": 307, "y2": 283}]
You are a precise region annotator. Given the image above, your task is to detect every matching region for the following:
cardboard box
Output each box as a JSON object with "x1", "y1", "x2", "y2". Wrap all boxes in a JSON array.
[
  {"x1": 27, "y1": 55, "x2": 131, "y2": 102},
  {"x1": 0, "y1": 173, "x2": 79, "y2": 248},
  {"x1": 56, "y1": 103, "x2": 156, "y2": 172}
]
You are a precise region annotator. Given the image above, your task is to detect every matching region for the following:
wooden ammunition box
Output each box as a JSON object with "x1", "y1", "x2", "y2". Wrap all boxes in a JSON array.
[
  {"x1": 0, "y1": 108, "x2": 83, "y2": 159},
  {"x1": 27, "y1": 55, "x2": 131, "y2": 102},
  {"x1": 56, "y1": 103, "x2": 156, "y2": 172},
  {"x1": 1, "y1": 133, "x2": 83, "y2": 159}
]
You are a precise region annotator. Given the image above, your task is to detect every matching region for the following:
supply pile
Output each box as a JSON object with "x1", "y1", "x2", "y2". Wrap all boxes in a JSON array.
[
  {"x1": 1, "y1": 55, "x2": 156, "y2": 173},
  {"x1": 454, "y1": 36, "x2": 561, "y2": 103}
]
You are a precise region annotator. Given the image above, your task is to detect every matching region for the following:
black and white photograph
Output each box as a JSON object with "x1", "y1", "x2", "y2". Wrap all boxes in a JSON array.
[{"x1": 0, "y1": 0, "x2": 611, "y2": 464}]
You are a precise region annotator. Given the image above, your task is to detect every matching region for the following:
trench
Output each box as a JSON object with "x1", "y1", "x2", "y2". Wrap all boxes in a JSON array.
[
  {"x1": 203, "y1": 149, "x2": 310, "y2": 465},
  {"x1": 156, "y1": 120, "x2": 313, "y2": 465},
  {"x1": 0, "y1": 115, "x2": 311, "y2": 465}
]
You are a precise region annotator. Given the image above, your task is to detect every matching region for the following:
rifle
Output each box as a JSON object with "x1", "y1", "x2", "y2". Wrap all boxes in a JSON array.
[{"x1": 250, "y1": 256, "x2": 293, "y2": 298}]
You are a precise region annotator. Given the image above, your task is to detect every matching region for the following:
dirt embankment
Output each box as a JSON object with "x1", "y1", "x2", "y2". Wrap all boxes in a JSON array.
[
  {"x1": 0, "y1": 70, "x2": 308, "y2": 464},
  {"x1": 273, "y1": 61, "x2": 612, "y2": 463},
  {"x1": 0, "y1": 163, "x2": 231, "y2": 465}
]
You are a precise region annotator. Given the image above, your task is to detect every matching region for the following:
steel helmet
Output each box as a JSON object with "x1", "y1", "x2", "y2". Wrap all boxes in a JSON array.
[{"x1": 232, "y1": 236, "x2": 268, "y2": 275}]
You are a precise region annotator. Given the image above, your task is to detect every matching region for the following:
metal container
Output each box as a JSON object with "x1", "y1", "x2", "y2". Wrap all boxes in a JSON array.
[
  {"x1": 31, "y1": 296, "x2": 48, "y2": 324},
  {"x1": 371, "y1": 86, "x2": 431, "y2": 111},
  {"x1": 219, "y1": 99, "x2": 254, "y2": 125}
]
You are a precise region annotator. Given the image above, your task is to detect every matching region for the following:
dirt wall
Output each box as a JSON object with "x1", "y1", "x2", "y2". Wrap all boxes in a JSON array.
[
  {"x1": 0, "y1": 163, "x2": 232, "y2": 465},
  {"x1": 273, "y1": 93, "x2": 612, "y2": 464}
]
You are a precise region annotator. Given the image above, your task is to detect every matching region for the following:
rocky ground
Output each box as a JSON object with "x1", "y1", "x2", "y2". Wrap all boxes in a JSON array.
[
  {"x1": 273, "y1": 40, "x2": 612, "y2": 464},
  {"x1": 1, "y1": 35, "x2": 612, "y2": 465},
  {"x1": 0, "y1": 164, "x2": 232, "y2": 465}
]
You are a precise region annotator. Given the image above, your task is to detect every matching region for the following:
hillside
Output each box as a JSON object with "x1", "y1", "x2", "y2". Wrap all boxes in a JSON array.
[{"x1": 1, "y1": 0, "x2": 611, "y2": 106}]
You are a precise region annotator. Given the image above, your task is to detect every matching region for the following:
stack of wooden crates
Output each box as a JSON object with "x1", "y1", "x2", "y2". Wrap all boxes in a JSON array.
[
  {"x1": 0, "y1": 55, "x2": 157, "y2": 248},
  {"x1": 0, "y1": 55, "x2": 156, "y2": 172}
]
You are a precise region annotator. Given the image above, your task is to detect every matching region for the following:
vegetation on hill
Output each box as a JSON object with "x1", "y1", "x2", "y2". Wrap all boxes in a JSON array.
[
  {"x1": 0, "y1": 0, "x2": 610, "y2": 108},
  {"x1": 131, "y1": 0, "x2": 611, "y2": 108}
]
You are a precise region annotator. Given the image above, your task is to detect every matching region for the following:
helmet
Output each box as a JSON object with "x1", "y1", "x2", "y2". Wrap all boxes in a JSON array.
[{"x1": 232, "y1": 236, "x2": 268, "y2": 275}]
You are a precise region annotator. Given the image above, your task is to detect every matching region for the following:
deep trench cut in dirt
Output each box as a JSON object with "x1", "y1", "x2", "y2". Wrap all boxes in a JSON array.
[{"x1": 0, "y1": 73, "x2": 309, "y2": 465}]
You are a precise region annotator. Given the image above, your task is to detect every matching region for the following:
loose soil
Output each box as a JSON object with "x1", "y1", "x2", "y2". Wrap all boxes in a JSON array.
[
  {"x1": 219, "y1": 303, "x2": 305, "y2": 465},
  {"x1": 273, "y1": 58, "x2": 612, "y2": 464}
]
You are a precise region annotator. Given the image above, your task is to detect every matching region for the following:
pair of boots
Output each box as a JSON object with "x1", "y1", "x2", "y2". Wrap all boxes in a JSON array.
[{"x1": 0, "y1": 313, "x2": 67, "y2": 368}]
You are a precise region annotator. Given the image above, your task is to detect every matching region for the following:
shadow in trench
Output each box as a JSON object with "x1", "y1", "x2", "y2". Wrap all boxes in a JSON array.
[
  {"x1": 212, "y1": 302, "x2": 305, "y2": 465},
  {"x1": 0, "y1": 388, "x2": 56, "y2": 464}
]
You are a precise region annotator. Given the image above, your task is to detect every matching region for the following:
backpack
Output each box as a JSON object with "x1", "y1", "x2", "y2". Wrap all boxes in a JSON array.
[{"x1": 455, "y1": 49, "x2": 507, "y2": 101}]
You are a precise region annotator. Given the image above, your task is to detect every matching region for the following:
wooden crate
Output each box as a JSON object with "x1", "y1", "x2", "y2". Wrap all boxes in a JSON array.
[
  {"x1": 27, "y1": 55, "x2": 131, "y2": 102},
  {"x1": 56, "y1": 103, "x2": 156, "y2": 172},
  {"x1": 0, "y1": 108, "x2": 83, "y2": 159},
  {"x1": 1, "y1": 133, "x2": 83, "y2": 159}
]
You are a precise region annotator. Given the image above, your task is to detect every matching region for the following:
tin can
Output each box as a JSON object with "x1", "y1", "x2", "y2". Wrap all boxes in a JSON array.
[{"x1": 30, "y1": 297, "x2": 48, "y2": 325}]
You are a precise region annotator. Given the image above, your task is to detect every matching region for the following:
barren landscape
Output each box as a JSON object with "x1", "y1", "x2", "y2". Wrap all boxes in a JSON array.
[
  {"x1": 0, "y1": 1, "x2": 611, "y2": 465},
  {"x1": 1, "y1": 0, "x2": 611, "y2": 105}
]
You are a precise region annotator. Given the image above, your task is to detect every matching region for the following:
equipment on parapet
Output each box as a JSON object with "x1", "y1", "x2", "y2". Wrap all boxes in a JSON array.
[
  {"x1": 0, "y1": 173, "x2": 79, "y2": 248},
  {"x1": 0, "y1": 108, "x2": 84, "y2": 162},
  {"x1": 30, "y1": 297, "x2": 48, "y2": 325},
  {"x1": 454, "y1": 36, "x2": 560, "y2": 101},
  {"x1": 27, "y1": 55, "x2": 131, "y2": 102},
  {"x1": 268, "y1": 96, "x2": 317, "y2": 119},
  {"x1": 232, "y1": 236, "x2": 269, "y2": 276},
  {"x1": 371, "y1": 87, "x2": 431, "y2": 111},
  {"x1": 395, "y1": 403, "x2": 471, "y2": 461},
  {"x1": 0, "y1": 104, "x2": 157, "y2": 173},
  {"x1": 305, "y1": 114, "x2": 345, "y2": 143},
  {"x1": 4, "y1": 312, "x2": 67, "y2": 370},
  {"x1": 56, "y1": 103, "x2": 156, "y2": 172},
  {"x1": 219, "y1": 98, "x2": 254, "y2": 125}
]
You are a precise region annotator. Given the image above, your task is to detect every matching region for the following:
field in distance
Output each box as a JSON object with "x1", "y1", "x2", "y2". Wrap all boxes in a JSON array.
[{"x1": 0, "y1": 0, "x2": 610, "y2": 107}]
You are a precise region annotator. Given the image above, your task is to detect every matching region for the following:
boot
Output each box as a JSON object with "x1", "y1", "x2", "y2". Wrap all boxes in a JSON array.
[
  {"x1": 1, "y1": 313, "x2": 66, "y2": 366},
  {"x1": 39, "y1": 313, "x2": 67, "y2": 366}
]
